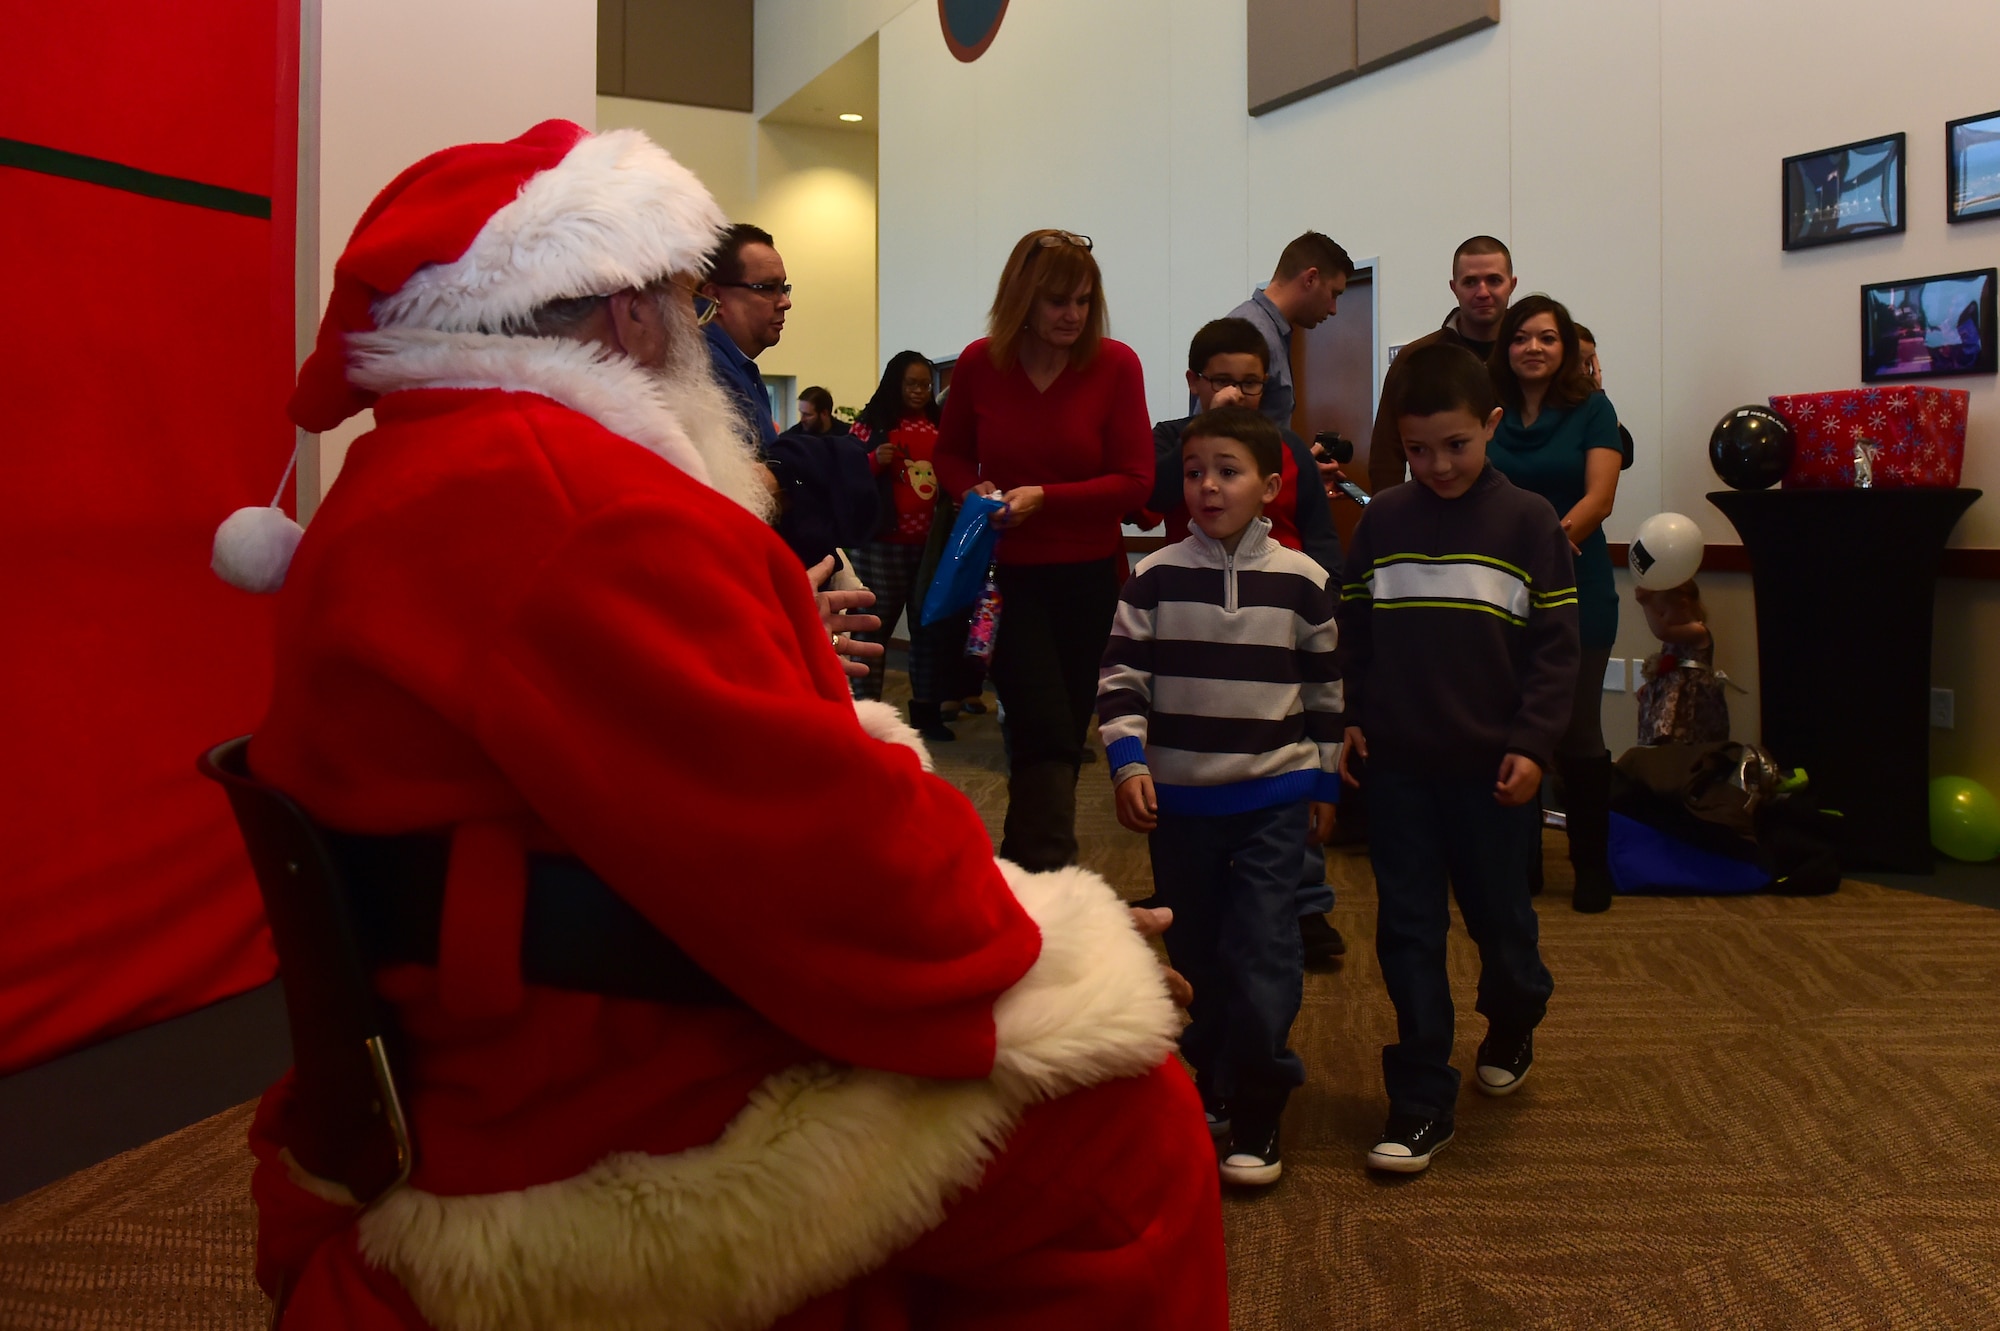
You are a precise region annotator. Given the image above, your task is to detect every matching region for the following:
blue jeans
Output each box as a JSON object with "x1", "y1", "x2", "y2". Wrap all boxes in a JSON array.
[
  {"x1": 1299, "y1": 831, "x2": 1334, "y2": 917},
  {"x1": 1149, "y1": 799, "x2": 1309, "y2": 1121},
  {"x1": 1368, "y1": 769, "x2": 1553, "y2": 1119}
]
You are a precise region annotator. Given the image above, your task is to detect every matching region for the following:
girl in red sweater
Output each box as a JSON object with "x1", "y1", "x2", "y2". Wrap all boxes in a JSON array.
[{"x1": 935, "y1": 230, "x2": 1154, "y2": 870}]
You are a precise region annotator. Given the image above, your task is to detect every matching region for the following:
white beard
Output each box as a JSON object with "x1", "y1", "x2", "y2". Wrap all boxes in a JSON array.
[
  {"x1": 345, "y1": 323, "x2": 777, "y2": 524},
  {"x1": 644, "y1": 310, "x2": 772, "y2": 521}
]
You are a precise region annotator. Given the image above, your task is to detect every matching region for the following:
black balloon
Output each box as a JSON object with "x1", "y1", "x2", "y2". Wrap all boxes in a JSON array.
[{"x1": 1709, "y1": 405, "x2": 1795, "y2": 490}]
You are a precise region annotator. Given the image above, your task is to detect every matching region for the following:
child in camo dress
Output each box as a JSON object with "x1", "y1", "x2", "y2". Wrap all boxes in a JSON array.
[{"x1": 1634, "y1": 580, "x2": 1728, "y2": 745}]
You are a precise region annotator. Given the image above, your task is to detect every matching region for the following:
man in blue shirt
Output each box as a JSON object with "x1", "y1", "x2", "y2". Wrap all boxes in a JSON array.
[
  {"x1": 1228, "y1": 232, "x2": 1355, "y2": 956},
  {"x1": 701, "y1": 223, "x2": 875, "y2": 566},
  {"x1": 1227, "y1": 231, "x2": 1354, "y2": 430}
]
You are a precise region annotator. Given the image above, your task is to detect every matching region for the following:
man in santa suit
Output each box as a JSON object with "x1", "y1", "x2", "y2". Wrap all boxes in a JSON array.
[{"x1": 239, "y1": 121, "x2": 1227, "y2": 1329}]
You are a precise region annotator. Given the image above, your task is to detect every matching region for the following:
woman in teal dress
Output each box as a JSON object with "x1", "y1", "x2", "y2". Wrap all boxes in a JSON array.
[{"x1": 1487, "y1": 295, "x2": 1623, "y2": 913}]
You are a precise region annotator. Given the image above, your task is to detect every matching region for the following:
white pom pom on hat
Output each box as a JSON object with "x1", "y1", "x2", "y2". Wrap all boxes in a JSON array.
[{"x1": 213, "y1": 446, "x2": 305, "y2": 593}]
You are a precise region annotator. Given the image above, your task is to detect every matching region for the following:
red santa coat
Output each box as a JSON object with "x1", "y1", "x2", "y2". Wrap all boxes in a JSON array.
[{"x1": 247, "y1": 331, "x2": 1225, "y2": 1330}]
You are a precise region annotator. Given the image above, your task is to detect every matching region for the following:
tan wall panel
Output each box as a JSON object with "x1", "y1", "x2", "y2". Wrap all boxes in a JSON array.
[
  {"x1": 623, "y1": 0, "x2": 752, "y2": 111},
  {"x1": 1356, "y1": 0, "x2": 1499, "y2": 72},
  {"x1": 597, "y1": 0, "x2": 624, "y2": 95},
  {"x1": 1247, "y1": 0, "x2": 1355, "y2": 116}
]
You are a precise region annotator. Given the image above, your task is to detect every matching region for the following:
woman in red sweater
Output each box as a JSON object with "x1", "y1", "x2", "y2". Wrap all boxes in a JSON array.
[{"x1": 935, "y1": 230, "x2": 1154, "y2": 870}]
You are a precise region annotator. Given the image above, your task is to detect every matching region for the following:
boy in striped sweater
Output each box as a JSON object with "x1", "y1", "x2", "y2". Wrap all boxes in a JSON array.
[
  {"x1": 1338, "y1": 342, "x2": 1579, "y2": 1175},
  {"x1": 1097, "y1": 405, "x2": 1343, "y2": 1187}
]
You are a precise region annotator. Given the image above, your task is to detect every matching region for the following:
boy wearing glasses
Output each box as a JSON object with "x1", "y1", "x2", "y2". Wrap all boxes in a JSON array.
[{"x1": 1146, "y1": 317, "x2": 1347, "y2": 967}]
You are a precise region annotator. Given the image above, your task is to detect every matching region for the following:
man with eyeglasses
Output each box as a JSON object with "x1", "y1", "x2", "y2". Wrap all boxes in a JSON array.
[
  {"x1": 1142, "y1": 317, "x2": 1348, "y2": 967},
  {"x1": 701, "y1": 222, "x2": 876, "y2": 567},
  {"x1": 1228, "y1": 231, "x2": 1356, "y2": 430}
]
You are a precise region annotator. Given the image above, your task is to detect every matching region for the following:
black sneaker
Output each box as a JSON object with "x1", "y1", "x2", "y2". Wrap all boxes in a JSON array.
[
  {"x1": 918, "y1": 723, "x2": 958, "y2": 743},
  {"x1": 1220, "y1": 1120, "x2": 1282, "y2": 1186},
  {"x1": 1300, "y1": 912, "x2": 1346, "y2": 965},
  {"x1": 1367, "y1": 1113, "x2": 1454, "y2": 1173},
  {"x1": 1475, "y1": 1030, "x2": 1534, "y2": 1097},
  {"x1": 1204, "y1": 1107, "x2": 1231, "y2": 1141}
]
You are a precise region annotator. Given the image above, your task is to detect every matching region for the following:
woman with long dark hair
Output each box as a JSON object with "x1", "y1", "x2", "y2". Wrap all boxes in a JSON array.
[
  {"x1": 1487, "y1": 294, "x2": 1623, "y2": 912},
  {"x1": 934, "y1": 230, "x2": 1153, "y2": 870},
  {"x1": 846, "y1": 350, "x2": 956, "y2": 739}
]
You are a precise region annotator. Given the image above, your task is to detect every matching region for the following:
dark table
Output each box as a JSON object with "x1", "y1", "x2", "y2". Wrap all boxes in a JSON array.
[{"x1": 1708, "y1": 488, "x2": 1980, "y2": 872}]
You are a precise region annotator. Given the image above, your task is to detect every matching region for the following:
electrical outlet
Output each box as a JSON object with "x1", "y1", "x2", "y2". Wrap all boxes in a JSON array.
[
  {"x1": 1931, "y1": 687, "x2": 1955, "y2": 729},
  {"x1": 1603, "y1": 658, "x2": 1627, "y2": 692}
]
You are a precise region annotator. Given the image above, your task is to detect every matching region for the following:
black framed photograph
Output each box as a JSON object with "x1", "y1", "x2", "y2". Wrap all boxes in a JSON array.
[
  {"x1": 1783, "y1": 132, "x2": 1905, "y2": 250},
  {"x1": 1947, "y1": 109, "x2": 2000, "y2": 223},
  {"x1": 1860, "y1": 268, "x2": 1997, "y2": 383}
]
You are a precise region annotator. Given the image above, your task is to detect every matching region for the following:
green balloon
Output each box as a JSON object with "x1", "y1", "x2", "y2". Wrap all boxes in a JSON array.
[{"x1": 1930, "y1": 777, "x2": 2000, "y2": 863}]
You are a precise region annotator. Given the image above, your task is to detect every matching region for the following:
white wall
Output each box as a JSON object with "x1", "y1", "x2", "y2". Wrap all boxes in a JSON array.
[
  {"x1": 598, "y1": 97, "x2": 881, "y2": 415},
  {"x1": 879, "y1": 0, "x2": 1252, "y2": 425},
  {"x1": 306, "y1": 0, "x2": 598, "y2": 501},
  {"x1": 755, "y1": 0, "x2": 916, "y2": 118},
  {"x1": 858, "y1": 0, "x2": 2000, "y2": 779},
  {"x1": 876, "y1": 0, "x2": 2000, "y2": 549}
]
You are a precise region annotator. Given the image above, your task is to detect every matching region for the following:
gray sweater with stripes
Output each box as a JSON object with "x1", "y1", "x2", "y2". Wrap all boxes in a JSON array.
[
  {"x1": 1337, "y1": 464, "x2": 1580, "y2": 777},
  {"x1": 1096, "y1": 518, "x2": 1344, "y2": 816}
]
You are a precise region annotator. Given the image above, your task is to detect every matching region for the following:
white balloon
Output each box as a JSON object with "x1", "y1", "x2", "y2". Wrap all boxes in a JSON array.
[{"x1": 1628, "y1": 512, "x2": 1704, "y2": 591}]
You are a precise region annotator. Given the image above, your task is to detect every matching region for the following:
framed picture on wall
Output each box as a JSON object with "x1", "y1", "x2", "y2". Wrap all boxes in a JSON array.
[
  {"x1": 1860, "y1": 268, "x2": 1997, "y2": 383},
  {"x1": 1947, "y1": 109, "x2": 2000, "y2": 223},
  {"x1": 1783, "y1": 132, "x2": 1905, "y2": 251}
]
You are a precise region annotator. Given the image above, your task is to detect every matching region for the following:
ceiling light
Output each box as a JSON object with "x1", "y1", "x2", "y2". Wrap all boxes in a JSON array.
[{"x1": 838, "y1": 113, "x2": 864, "y2": 123}]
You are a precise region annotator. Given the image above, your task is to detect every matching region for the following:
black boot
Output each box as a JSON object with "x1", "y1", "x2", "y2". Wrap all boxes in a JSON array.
[
  {"x1": 909, "y1": 699, "x2": 956, "y2": 743},
  {"x1": 1560, "y1": 754, "x2": 1614, "y2": 913}
]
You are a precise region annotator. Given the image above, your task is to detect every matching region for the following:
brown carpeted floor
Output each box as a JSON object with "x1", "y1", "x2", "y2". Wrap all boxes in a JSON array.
[{"x1": 6, "y1": 679, "x2": 2000, "y2": 1329}]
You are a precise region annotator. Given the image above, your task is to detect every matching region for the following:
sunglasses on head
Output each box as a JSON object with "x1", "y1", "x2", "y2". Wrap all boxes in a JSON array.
[{"x1": 1036, "y1": 230, "x2": 1093, "y2": 251}]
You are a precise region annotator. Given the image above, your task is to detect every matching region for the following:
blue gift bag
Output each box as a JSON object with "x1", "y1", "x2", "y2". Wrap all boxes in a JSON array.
[{"x1": 920, "y1": 494, "x2": 1006, "y2": 626}]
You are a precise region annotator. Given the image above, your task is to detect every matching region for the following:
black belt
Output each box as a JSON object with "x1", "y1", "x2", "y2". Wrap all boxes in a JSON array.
[{"x1": 326, "y1": 832, "x2": 744, "y2": 1007}]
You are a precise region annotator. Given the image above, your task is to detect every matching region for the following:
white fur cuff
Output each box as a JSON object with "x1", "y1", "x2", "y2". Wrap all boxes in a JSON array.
[
  {"x1": 852, "y1": 697, "x2": 932, "y2": 772},
  {"x1": 988, "y1": 861, "x2": 1181, "y2": 1103}
]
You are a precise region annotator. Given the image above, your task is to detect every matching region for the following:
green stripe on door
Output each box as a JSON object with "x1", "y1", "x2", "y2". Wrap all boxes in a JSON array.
[{"x1": 1, "y1": 138, "x2": 271, "y2": 219}]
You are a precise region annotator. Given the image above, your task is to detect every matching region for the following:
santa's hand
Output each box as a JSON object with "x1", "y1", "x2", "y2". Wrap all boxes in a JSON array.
[
  {"x1": 808, "y1": 557, "x2": 883, "y2": 677},
  {"x1": 1129, "y1": 905, "x2": 1193, "y2": 1008}
]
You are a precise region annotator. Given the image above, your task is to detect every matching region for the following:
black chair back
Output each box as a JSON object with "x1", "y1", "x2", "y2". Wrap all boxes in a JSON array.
[{"x1": 198, "y1": 736, "x2": 412, "y2": 1204}]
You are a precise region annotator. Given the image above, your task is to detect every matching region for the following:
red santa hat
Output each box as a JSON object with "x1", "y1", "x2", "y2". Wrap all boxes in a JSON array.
[{"x1": 214, "y1": 119, "x2": 727, "y2": 591}]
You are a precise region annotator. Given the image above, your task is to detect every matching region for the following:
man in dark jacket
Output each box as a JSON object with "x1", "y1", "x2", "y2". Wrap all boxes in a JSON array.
[{"x1": 1367, "y1": 235, "x2": 1518, "y2": 495}]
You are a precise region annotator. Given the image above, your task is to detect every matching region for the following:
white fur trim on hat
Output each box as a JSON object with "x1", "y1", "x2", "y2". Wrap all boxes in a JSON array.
[{"x1": 372, "y1": 129, "x2": 727, "y2": 334}]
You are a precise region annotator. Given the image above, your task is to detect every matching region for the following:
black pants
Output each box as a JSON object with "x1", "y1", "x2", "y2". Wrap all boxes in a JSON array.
[
  {"x1": 990, "y1": 557, "x2": 1121, "y2": 870},
  {"x1": 1370, "y1": 769, "x2": 1553, "y2": 1118}
]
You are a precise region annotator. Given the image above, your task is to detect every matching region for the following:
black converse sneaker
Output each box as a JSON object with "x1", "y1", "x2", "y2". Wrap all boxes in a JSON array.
[
  {"x1": 1367, "y1": 1113, "x2": 1454, "y2": 1173},
  {"x1": 1474, "y1": 1030, "x2": 1534, "y2": 1097},
  {"x1": 1220, "y1": 1120, "x2": 1282, "y2": 1186},
  {"x1": 1204, "y1": 1107, "x2": 1231, "y2": 1141}
]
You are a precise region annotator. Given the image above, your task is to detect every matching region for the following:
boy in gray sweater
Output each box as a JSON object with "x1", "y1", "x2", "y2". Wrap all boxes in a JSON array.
[
  {"x1": 1097, "y1": 405, "x2": 1342, "y2": 1187},
  {"x1": 1339, "y1": 342, "x2": 1579, "y2": 1174}
]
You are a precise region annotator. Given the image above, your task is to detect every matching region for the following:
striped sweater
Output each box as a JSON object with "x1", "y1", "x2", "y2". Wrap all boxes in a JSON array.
[
  {"x1": 1337, "y1": 464, "x2": 1580, "y2": 777},
  {"x1": 1096, "y1": 518, "x2": 1344, "y2": 816}
]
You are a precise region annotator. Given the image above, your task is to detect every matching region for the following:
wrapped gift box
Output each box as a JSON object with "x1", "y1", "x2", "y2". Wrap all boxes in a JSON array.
[{"x1": 1767, "y1": 387, "x2": 1968, "y2": 488}]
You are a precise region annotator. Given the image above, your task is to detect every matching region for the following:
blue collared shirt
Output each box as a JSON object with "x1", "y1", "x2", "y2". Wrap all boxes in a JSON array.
[
  {"x1": 1225, "y1": 287, "x2": 1295, "y2": 427},
  {"x1": 703, "y1": 320, "x2": 778, "y2": 450}
]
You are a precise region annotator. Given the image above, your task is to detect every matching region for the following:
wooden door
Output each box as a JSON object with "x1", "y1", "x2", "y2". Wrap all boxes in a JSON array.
[{"x1": 1290, "y1": 269, "x2": 1376, "y2": 552}]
